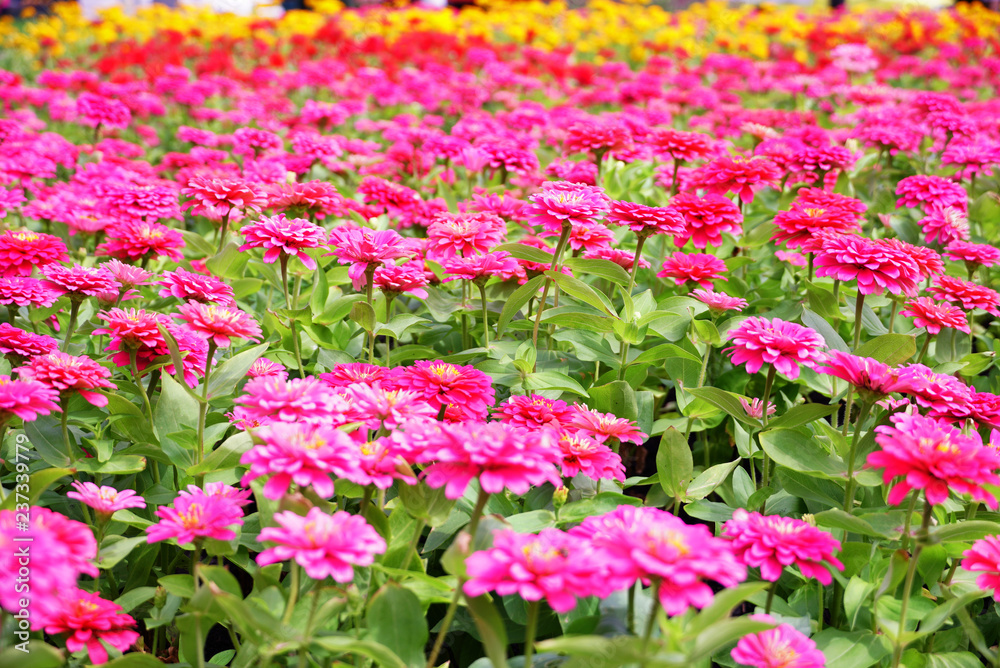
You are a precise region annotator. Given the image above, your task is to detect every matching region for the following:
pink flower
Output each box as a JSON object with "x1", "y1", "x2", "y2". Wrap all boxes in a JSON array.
[
  {"x1": 649, "y1": 128, "x2": 718, "y2": 163},
  {"x1": 373, "y1": 263, "x2": 429, "y2": 299},
  {"x1": 565, "y1": 119, "x2": 633, "y2": 156},
  {"x1": 814, "y1": 235, "x2": 920, "y2": 296},
  {"x1": 895, "y1": 364, "x2": 973, "y2": 416},
  {"x1": 327, "y1": 226, "x2": 415, "y2": 286},
  {"x1": 740, "y1": 397, "x2": 776, "y2": 419},
  {"x1": 0, "y1": 323, "x2": 58, "y2": 358},
  {"x1": 181, "y1": 177, "x2": 266, "y2": 218},
  {"x1": 38, "y1": 589, "x2": 139, "y2": 665},
  {"x1": 568, "y1": 405, "x2": 646, "y2": 445},
  {"x1": 919, "y1": 207, "x2": 970, "y2": 245},
  {"x1": 527, "y1": 181, "x2": 611, "y2": 235},
  {"x1": 869, "y1": 412, "x2": 1000, "y2": 508},
  {"x1": 931, "y1": 275, "x2": 1000, "y2": 315},
  {"x1": 816, "y1": 351, "x2": 905, "y2": 402},
  {"x1": 257, "y1": 508, "x2": 386, "y2": 582},
  {"x1": 962, "y1": 535, "x2": 1000, "y2": 601},
  {"x1": 496, "y1": 394, "x2": 575, "y2": 430},
  {"x1": 945, "y1": 240, "x2": 1000, "y2": 269},
  {"x1": 443, "y1": 251, "x2": 524, "y2": 284},
  {"x1": 67, "y1": 481, "x2": 145, "y2": 519},
  {"x1": 248, "y1": 357, "x2": 286, "y2": 379},
  {"x1": 0, "y1": 230, "x2": 69, "y2": 277},
  {"x1": 723, "y1": 509, "x2": 844, "y2": 584},
  {"x1": 692, "y1": 289, "x2": 747, "y2": 314},
  {"x1": 76, "y1": 93, "x2": 131, "y2": 130},
  {"x1": 570, "y1": 506, "x2": 746, "y2": 616},
  {"x1": 0, "y1": 375, "x2": 60, "y2": 423},
  {"x1": 731, "y1": 624, "x2": 826, "y2": 668},
  {"x1": 417, "y1": 421, "x2": 563, "y2": 499},
  {"x1": 772, "y1": 204, "x2": 862, "y2": 250},
  {"x1": 348, "y1": 383, "x2": 438, "y2": 431},
  {"x1": 669, "y1": 193, "x2": 742, "y2": 249},
  {"x1": 158, "y1": 267, "x2": 235, "y2": 305},
  {"x1": 0, "y1": 277, "x2": 59, "y2": 307},
  {"x1": 464, "y1": 528, "x2": 620, "y2": 612},
  {"x1": 725, "y1": 317, "x2": 825, "y2": 379},
  {"x1": 97, "y1": 220, "x2": 185, "y2": 263},
  {"x1": 240, "y1": 422, "x2": 364, "y2": 499},
  {"x1": 177, "y1": 302, "x2": 261, "y2": 348},
  {"x1": 427, "y1": 212, "x2": 507, "y2": 258},
  {"x1": 42, "y1": 264, "x2": 120, "y2": 300},
  {"x1": 102, "y1": 259, "x2": 153, "y2": 289},
  {"x1": 16, "y1": 352, "x2": 116, "y2": 407},
  {"x1": 582, "y1": 247, "x2": 649, "y2": 271},
  {"x1": 401, "y1": 360, "x2": 496, "y2": 421},
  {"x1": 146, "y1": 487, "x2": 246, "y2": 544},
  {"x1": 557, "y1": 433, "x2": 625, "y2": 481},
  {"x1": 101, "y1": 184, "x2": 181, "y2": 223},
  {"x1": 896, "y1": 175, "x2": 967, "y2": 213},
  {"x1": 657, "y1": 252, "x2": 727, "y2": 289},
  {"x1": 319, "y1": 363, "x2": 399, "y2": 389},
  {"x1": 692, "y1": 155, "x2": 781, "y2": 203},
  {"x1": 239, "y1": 214, "x2": 327, "y2": 270},
  {"x1": 606, "y1": 200, "x2": 685, "y2": 239},
  {"x1": 831, "y1": 42, "x2": 878, "y2": 72},
  {"x1": 900, "y1": 298, "x2": 970, "y2": 335}
]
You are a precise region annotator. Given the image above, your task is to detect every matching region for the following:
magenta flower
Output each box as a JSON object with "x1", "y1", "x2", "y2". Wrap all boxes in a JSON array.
[
  {"x1": 657, "y1": 252, "x2": 728, "y2": 289},
  {"x1": 158, "y1": 268, "x2": 235, "y2": 306},
  {"x1": 725, "y1": 317, "x2": 825, "y2": 379},
  {"x1": 723, "y1": 509, "x2": 844, "y2": 584},
  {"x1": 692, "y1": 289, "x2": 747, "y2": 314},
  {"x1": 401, "y1": 360, "x2": 496, "y2": 421},
  {"x1": 896, "y1": 174, "x2": 968, "y2": 213},
  {"x1": 668, "y1": 193, "x2": 742, "y2": 249},
  {"x1": 373, "y1": 263, "x2": 429, "y2": 299},
  {"x1": 900, "y1": 298, "x2": 970, "y2": 335},
  {"x1": 177, "y1": 302, "x2": 262, "y2": 348},
  {"x1": 557, "y1": 433, "x2": 625, "y2": 481},
  {"x1": 16, "y1": 352, "x2": 116, "y2": 407},
  {"x1": 527, "y1": 181, "x2": 611, "y2": 235},
  {"x1": 247, "y1": 357, "x2": 286, "y2": 379},
  {"x1": 869, "y1": 412, "x2": 1000, "y2": 508},
  {"x1": 348, "y1": 383, "x2": 438, "y2": 431},
  {"x1": 962, "y1": 535, "x2": 1000, "y2": 601},
  {"x1": 96, "y1": 220, "x2": 185, "y2": 263},
  {"x1": 931, "y1": 275, "x2": 1000, "y2": 315},
  {"x1": 327, "y1": 226, "x2": 415, "y2": 286},
  {"x1": 237, "y1": 375, "x2": 349, "y2": 425},
  {"x1": 38, "y1": 589, "x2": 139, "y2": 665},
  {"x1": 0, "y1": 230, "x2": 68, "y2": 277},
  {"x1": 0, "y1": 323, "x2": 58, "y2": 359},
  {"x1": 464, "y1": 528, "x2": 621, "y2": 612},
  {"x1": 920, "y1": 207, "x2": 970, "y2": 245},
  {"x1": 731, "y1": 624, "x2": 826, "y2": 668},
  {"x1": 257, "y1": 508, "x2": 386, "y2": 582},
  {"x1": 0, "y1": 375, "x2": 61, "y2": 423},
  {"x1": 814, "y1": 235, "x2": 920, "y2": 296},
  {"x1": 75, "y1": 93, "x2": 131, "y2": 130},
  {"x1": 239, "y1": 214, "x2": 327, "y2": 270},
  {"x1": 740, "y1": 397, "x2": 776, "y2": 419},
  {"x1": 605, "y1": 200, "x2": 685, "y2": 239},
  {"x1": 427, "y1": 212, "x2": 507, "y2": 258},
  {"x1": 146, "y1": 487, "x2": 247, "y2": 545},
  {"x1": 895, "y1": 364, "x2": 973, "y2": 416},
  {"x1": 568, "y1": 405, "x2": 646, "y2": 445},
  {"x1": 496, "y1": 394, "x2": 575, "y2": 431},
  {"x1": 67, "y1": 481, "x2": 146, "y2": 519},
  {"x1": 692, "y1": 155, "x2": 781, "y2": 203},
  {"x1": 945, "y1": 240, "x2": 1000, "y2": 269},
  {"x1": 240, "y1": 422, "x2": 364, "y2": 499},
  {"x1": 42, "y1": 265, "x2": 120, "y2": 300},
  {"x1": 816, "y1": 351, "x2": 905, "y2": 403}
]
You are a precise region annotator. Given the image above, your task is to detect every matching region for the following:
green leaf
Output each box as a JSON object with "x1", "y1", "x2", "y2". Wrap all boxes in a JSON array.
[
  {"x1": 525, "y1": 371, "x2": 588, "y2": 397},
  {"x1": 587, "y1": 380, "x2": 639, "y2": 422},
  {"x1": 314, "y1": 294, "x2": 365, "y2": 326},
  {"x1": 684, "y1": 459, "x2": 739, "y2": 501},
  {"x1": 376, "y1": 314, "x2": 427, "y2": 339},
  {"x1": 310, "y1": 265, "x2": 330, "y2": 313},
  {"x1": 208, "y1": 343, "x2": 269, "y2": 399},
  {"x1": 153, "y1": 373, "x2": 199, "y2": 468},
  {"x1": 690, "y1": 618, "x2": 774, "y2": 662},
  {"x1": 917, "y1": 590, "x2": 987, "y2": 636},
  {"x1": 464, "y1": 595, "x2": 510, "y2": 668},
  {"x1": 688, "y1": 582, "x2": 770, "y2": 635},
  {"x1": 812, "y1": 629, "x2": 890, "y2": 668},
  {"x1": 101, "y1": 655, "x2": 169, "y2": 668},
  {"x1": 365, "y1": 584, "x2": 428, "y2": 668},
  {"x1": 22, "y1": 415, "x2": 73, "y2": 467},
  {"x1": 860, "y1": 303, "x2": 888, "y2": 337},
  {"x1": 759, "y1": 429, "x2": 848, "y2": 480},
  {"x1": 657, "y1": 427, "x2": 693, "y2": 500},
  {"x1": 97, "y1": 535, "x2": 148, "y2": 570},
  {"x1": 0, "y1": 467, "x2": 72, "y2": 511},
  {"x1": 766, "y1": 403, "x2": 838, "y2": 430},
  {"x1": 855, "y1": 334, "x2": 917, "y2": 366},
  {"x1": 802, "y1": 307, "x2": 849, "y2": 352},
  {"x1": 563, "y1": 257, "x2": 631, "y2": 287},
  {"x1": 114, "y1": 586, "x2": 157, "y2": 613},
  {"x1": 629, "y1": 343, "x2": 701, "y2": 367},
  {"x1": 0, "y1": 642, "x2": 64, "y2": 668},
  {"x1": 930, "y1": 520, "x2": 1000, "y2": 544},
  {"x1": 73, "y1": 455, "x2": 147, "y2": 475},
  {"x1": 495, "y1": 242, "x2": 555, "y2": 265},
  {"x1": 496, "y1": 275, "x2": 547, "y2": 339},
  {"x1": 684, "y1": 386, "x2": 758, "y2": 426},
  {"x1": 546, "y1": 270, "x2": 615, "y2": 315},
  {"x1": 187, "y1": 431, "x2": 252, "y2": 476},
  {"x1": 350, "y1": 301, "x2": 376, "y2": 333},
  {"x1": 205, "y1": 242, "x2": 249, "y2": 280}
]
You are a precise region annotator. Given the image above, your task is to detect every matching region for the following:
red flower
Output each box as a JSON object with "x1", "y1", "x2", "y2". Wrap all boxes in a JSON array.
[
  {"x1": 931, "y1": 275, "x2": 1000, "y2": 315},
  {"x1": 97, "y1": 220, "x2": 185, "y2": 263},
  {"x1": 17, "y1": 352, "x2": 116, "y2": 407},
  {"x1": 38, "y1": 589, "x2": 138, "y2": 665},
  {"x1": 691, "y1": 155, "x2": 781, "y2": 203},
  {"x1": 669, "y1": 193, "x2": 742, "y2": 249},
  {"x1": 657, "y1": 252, "x2": 727, "y2": 289},
  {"x1": 900, "y1": 297, "x2": 970, "y2": 335},
  {"x1": 0, "y1": 230, "x2": 69, "y2": 277}
]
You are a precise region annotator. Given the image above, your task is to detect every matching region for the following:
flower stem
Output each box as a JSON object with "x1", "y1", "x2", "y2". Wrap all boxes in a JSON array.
[
  {"x1": 531, "y1": 225, "x2": 572, "y2": 355},
  {"x1": 523, "y1": 600, "x2": 541, "y2": 668},
  {"x1": 60, "y1": 396, "x2": 72, "y2": 462},
  {"x1": 627, "y1": 234, "x2": 648, "y2": 295},
  {"x1": 477, "y1": 283, "x2": 490, "y2": 349},
  {"x1": 891, "y1": 501, "x2": 934, "y2": 668},
  {"x1": 282, "y1": 563, "x2": 301, "y2": 626},
  {"x1": 281, "y1": 256, "x2": 305, "y2": 376},
  {"x1": 852, "y1": 292, "x2": 866, "y2": 351},
  {"x1": 192, "y1": 545, "x2": 206, "y2": 668},
  {"x1": 759, "y1": 365, "x2": 776, "y2": 489},
  {"x1": 195, "y1": 341, "x2": 217, "y2": 472},
  {"x1": 888, "y1": 299, "x2": 899, "y2": 333},
  {"x1": 640, "y1": 581, "x2": 661, "y2": 668},
  {"x1": 916, "y1": 335, "x2": 934, "y2": 365},
  {"x1": 129, "y1": 349, "x2": 153, "y2": 420},
  {"x1": 217, "y1": 210, "x2": 231, "y2": 254},
  {"x1": 61, "y1": 300, "x2": 81, "y2": 352},
  {"x1": 842, "y1": 400, "x2": 873, "y2": 512},
  {"x1": 765, "y1": 581, "x2": 778, "y2": 614}
]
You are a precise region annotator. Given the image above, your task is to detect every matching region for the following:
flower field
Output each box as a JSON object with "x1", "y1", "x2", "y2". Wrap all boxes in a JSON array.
[{"x1": 4, "y1": 2, "x2": 1000, "y2": 667}]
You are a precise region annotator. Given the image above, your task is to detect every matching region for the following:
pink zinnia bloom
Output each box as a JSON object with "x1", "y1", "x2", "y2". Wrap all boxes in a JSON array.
[
  {"x1": 97, "y1": 220, "x2": 185, "y2": 263},
  {"x1": 102, "y1": 259, "x2": 153, "y2": 290},
  {"x1": 327, "y1": 226, "x2": 415, "y2": 286},
  {"x1": 417, "y1": 421, "x2": 563, "y2": 499},
  {"x1": 158, "y1": 267, "x2": 235, "y2": 305},
  {"x1": 814, "y1": 235, "x2": 920, "y2": 296},
  {"x1": 67, "y1": 481, "x2": 146, "y2": 519},
  {"x1": 945, "y1": 240, "x2": 1000, "y2": 269},
  {"x1": 723, "y1": 509, "x2": 844, "y2": 584},
  {"x1": 896, "y1": 175, "x2": 967, "y2": 213},
  {"x1": 570, "y1": 506, "x2": 746, "y2": 616},
  {"x1": 658, "y1": 252, "x2": 727, "y2": 289},
  {"x1": 354, "y1": 436, "x2": 419, "y2": 489},
  {"x1": 0, "y1": 508, "x2": 97, "y2": 617},
  {"x1": 669, "y1": 193, "x2": 742, "y2": 249},
  {"x1": 319, "y1": 363, "x2": 399, "y2": 389},
  {"x1": 931, "y1": 275, "x2": 1000, "y2": 315},
  {"x1": 146, "y1": 487, "x2": 246, "y2": 544},
  {"x1": 919, "y1": 207, "x2": 970, "y2": 245},
  {"x1": 869, "y1": 412, "x2": 1000, "y2": 508},
  {"x1": 16, "y1": 352, "x2": 116, "y2": 407},
  {"x1": 740, "y1": 397, "x2": 776, "y2": 419},
  {"x1": 527, "y1": 181, "x2": 611, "y2": 235},
  {"x1": 38, "y1": 588, "x2": 139, "y2": 665},
  {"x1": 181, "y1": 176, "x2": 266, "y2": 218},
  {"x1": 236, "y1": 375, "x2": 349, "y2": 426},
  {"x1": 900, "y1": 298, "x2": 970, "y2": 335},
  {"x1": 101, "y1": 184, "x2": 181, "y2": 223},
  {"x1": 772, "y1": 205, "x2": 862, "y2": 250},
  {"x1": 239, "y1": 214, "x2": 327, "y2": 270},
  {"x1": 0, "y1": 230, "x2": 69, "y2": 277},
  {"x1": 0, "y1": 323, "x2": 58, "y2": 358},
  {"x1": 557, "y1": 219, "x2": 614, "y2": 253},
  {"x1": 257, "y1": 508, "x2": 386, "y2": 582},
  {"x1": 348, "y1": 383, "x2": 438, "y2": 431},
  {"x1": 177, "y1": 302, "x2": 261, "y2": 348},
  {"x1": 888, "y1": 241, "x2": 944, "y2": 280},
  {"x1": 402, "y1": 360, "x2": 496, "y2": 421},
  {"x1": 0, "y1": 375, "x2": 60, "y2": 423},
  {"x1": 725, "y1": 317, "x2": 825, "y2": 379},
  {"x1": 427, "y1": 212, "x2": 507, "y2": 258},
  {"x1": 692, "y1": 155, "x2": 781, "y2": 204},
  {"x1": 605, "y1": 200, "x2": 685, "y2": 239},
  {"x1": 0, "y1": 277, "x2": 59, "y2": 307},
  {"x1": 895, "y1": 363, "x2": 973, "y2": 416},
  {"x1": 94, "y1": 307, "x2": 168, "y2": 350},
  {"x1": 831, "y1": 42, "x2": 878, "y2": 72},
  {"x1": 692, "y1": 289, "x2": 747, "y2": 314},
  {"x1": 464, "y1": 528, "x2": 620, "y2": 612},
  {"x1": 496, "y1": 394, "x2": 575, "y2": 430},
  {"x1": 582, "y1": 247, "x2": 649, "y2": 272},
  {"x1": 76, "y1": 93, "x2": 131, "y2": 130},
  {"x1": 962, "y1": 535, "x2": 1000, "y2": 601},
  {"x1": 568, "y1": 405, "x2": 646, "y2": 445},
  {"x1": 731, "y1": 624, "x2": 826, "y2": 668},
  {"x1": 557, "y1": 433, "x2": 625, "y2": 481},
  {"x1": 248, "y1": 357, "x2": 286, "y2": 379},
  {"x1": 373, "y1": 263, "x2": 430, "y2": 299},
  {"x1": 240, "y1": 422, "x2": 364, "y2": 499},
  {"x1": 42, "y1": 264, "x2": 120, "y2": 300},
  {"x1": 649, "y1": 128, "x2": 717, "y2": 163},
  {"x1": 565, "y1": 119, "x2": 633, "y2": 156},
  {"x1": 442, "y1": 251, "x2": 525, "y2": 284},
  {"x1": 816, "y1": 351, "x2": 905, "y2": 402}
]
